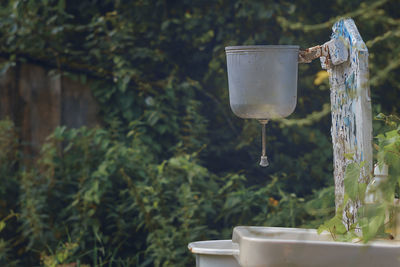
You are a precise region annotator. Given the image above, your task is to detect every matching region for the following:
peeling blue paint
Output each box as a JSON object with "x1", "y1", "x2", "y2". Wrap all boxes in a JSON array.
[{"x1": 328, "y1": 19, "x2": 372, "y2": 217}]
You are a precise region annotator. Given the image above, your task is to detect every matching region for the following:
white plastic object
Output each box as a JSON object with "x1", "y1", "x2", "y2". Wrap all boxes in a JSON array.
[
  {"x1": 188, "y1": 240, "x2": 240, "y2": 267},
  {"x1": 374, "y1": 163, "x2": 389, "y2": 177},
  {"x1": 365, "y1": 164, "x2": 389, "y2": 203}
]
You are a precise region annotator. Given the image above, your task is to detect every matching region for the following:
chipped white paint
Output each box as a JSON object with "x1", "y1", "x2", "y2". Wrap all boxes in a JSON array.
[{"x1": 323, "y1": 19, "x2": 373, "y2": 227}]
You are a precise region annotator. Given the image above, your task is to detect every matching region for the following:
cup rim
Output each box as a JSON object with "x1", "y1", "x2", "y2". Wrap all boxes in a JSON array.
[{"x1": 225, "y1": 45, "x2": 299, "y2": 53}]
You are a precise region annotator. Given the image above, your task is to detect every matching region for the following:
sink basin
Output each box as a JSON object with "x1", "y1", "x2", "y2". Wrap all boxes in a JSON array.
[
  {"x1": 189, "y1": 227, "x2": 400, "y2": 266},
  {"x1": 232, "y1": 226, "x2": 400, "y2": 267}
]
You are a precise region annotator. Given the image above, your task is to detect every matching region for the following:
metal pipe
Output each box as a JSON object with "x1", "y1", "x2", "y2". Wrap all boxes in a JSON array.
[{"x1": 259, "y1": 120, "x2": 269, "y2": 167}]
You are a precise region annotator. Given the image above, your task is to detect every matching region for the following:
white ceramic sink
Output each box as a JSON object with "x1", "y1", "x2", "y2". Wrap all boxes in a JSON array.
[
  {"x1": 189, "y1": 226, "x2": 400, "y2": 267},
  {"x1": 232, "y1": 226, "x2": 400, "y2": 267}
]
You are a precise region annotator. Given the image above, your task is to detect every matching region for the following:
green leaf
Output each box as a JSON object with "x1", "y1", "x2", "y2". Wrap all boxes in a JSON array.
[
  {"x1": 358, "y1": 204, "x2": 386, "y2": 242},
  {"x1": 358, "y1": 182, "x2": 367, "y2": 202},
  {"x1": 344, "y1": 163, "x2": 361, "y2": 201},
  {"x1": 0, "y1": 221, "x2": 5, "y2": 232},
  {"x1": 317, "y1": 213, "x2": 346, "y2": 236}
]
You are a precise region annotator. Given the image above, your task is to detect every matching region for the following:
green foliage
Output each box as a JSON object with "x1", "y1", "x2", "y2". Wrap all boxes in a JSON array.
[
  {"x1": 344, "y1": 163, "x2": 362, "y2": 201},
  {"x1": 319, "y1": 114, "x2": 400, "y2": 243},
  {"x1": 0, "y1": 119, "x2": 20, "y2": 266},
  {"x1": 0, "y1": 124, "x2": 333, "y2": 266},
  {"x1": 358, "y1": 114, "x2": 400, "y2": 242},
  {"x1": 318, "y1": 213, "x2": 348, "y2": 238}
]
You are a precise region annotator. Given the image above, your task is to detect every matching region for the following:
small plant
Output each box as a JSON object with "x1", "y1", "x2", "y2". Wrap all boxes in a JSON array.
[{"x1": 318, "y1": 113, "x2": 400, "y2": 243}]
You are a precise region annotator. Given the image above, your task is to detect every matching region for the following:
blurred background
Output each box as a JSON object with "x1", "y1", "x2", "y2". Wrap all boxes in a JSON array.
[{"x1": 0, "y1": 0, "x2": 399, "y2": 266}]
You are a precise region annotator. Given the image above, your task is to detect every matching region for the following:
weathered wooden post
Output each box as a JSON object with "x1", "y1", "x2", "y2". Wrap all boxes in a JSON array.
[
  {"x1": 325, "y1": 19, "x2": 372, "y2": 227},
  {"x1": 300, "y1": 18, "x2": 373, "y2": 227}
]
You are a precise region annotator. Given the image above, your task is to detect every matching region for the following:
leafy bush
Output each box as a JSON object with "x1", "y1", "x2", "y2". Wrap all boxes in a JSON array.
[
  {"x1": 0, "y1": 119, "x2": 19, "y2": 266},
  {"x1": 0, "y1": 122, "x2": 333, "y2": 266}
]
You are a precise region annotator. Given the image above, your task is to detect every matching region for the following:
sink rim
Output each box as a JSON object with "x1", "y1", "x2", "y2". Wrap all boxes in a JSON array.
[
  {"x1": 233, "y1": 226, "x2": 400, "y2": 248},
  {"x1": 188, "y1": 240, "x2": 239, "y2": 255}
]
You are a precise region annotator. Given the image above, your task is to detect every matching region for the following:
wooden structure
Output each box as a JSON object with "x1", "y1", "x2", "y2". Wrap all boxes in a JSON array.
[
  {"x1": 0, "y1": 62, "x2": 100, "y2": 157},
  {"x1": 327, "y1": 19, "x2": 372, "y2": 226},
  {"x1": 322, "y1": 19, "x2": 373, "y2": 226},
  {"x1": 300, "y1": 18, "x2": 372, "y2": 227}
]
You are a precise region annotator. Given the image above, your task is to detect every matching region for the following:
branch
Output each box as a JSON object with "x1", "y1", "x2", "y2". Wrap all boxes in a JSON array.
[{"x1": 277, "y1": 0, "x2": 389, "y2": 32}]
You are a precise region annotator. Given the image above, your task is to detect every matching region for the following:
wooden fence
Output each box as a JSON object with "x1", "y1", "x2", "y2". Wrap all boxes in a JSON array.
[{"x1": 0, "y1": 62, "x2": 100, "y2": 157}]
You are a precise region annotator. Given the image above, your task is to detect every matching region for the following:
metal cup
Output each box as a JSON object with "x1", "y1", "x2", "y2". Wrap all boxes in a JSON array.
[{"x1": 225, "y1": 45, "x2": 299, "y2": 120}]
